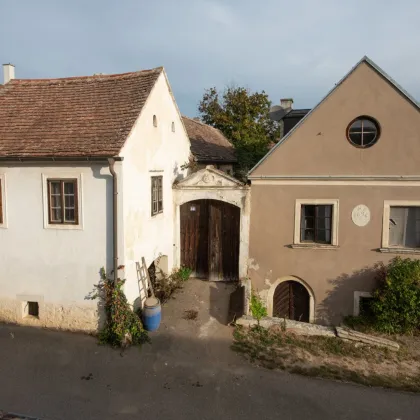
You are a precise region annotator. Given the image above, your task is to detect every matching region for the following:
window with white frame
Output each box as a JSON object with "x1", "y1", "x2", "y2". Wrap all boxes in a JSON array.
[
  {"x1": 151, "y1": 176, "x2": 163, "y2": 216},
  {"x1": 294, "y1": 199, "x2": 339, "y2": 246},
  {"x1": 388, "y1": 206, "x2": 420, "y2": 248},
  {"x1": 48, "y1": 179, "x2": 78, "y2": 224},
  {"x1": 42, "y1": 174, "x2": 82, "y2": 230}
]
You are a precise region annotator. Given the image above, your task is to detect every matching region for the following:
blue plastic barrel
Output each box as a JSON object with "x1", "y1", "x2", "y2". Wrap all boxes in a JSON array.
[{"x1": 142, "y1": 297, "x2": 161, "y2": 331}]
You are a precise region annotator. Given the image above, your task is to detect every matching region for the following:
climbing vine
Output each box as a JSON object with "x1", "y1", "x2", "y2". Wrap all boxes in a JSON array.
[{"x1": 90, "y1": 266, "x2": 149, "y2": 348}]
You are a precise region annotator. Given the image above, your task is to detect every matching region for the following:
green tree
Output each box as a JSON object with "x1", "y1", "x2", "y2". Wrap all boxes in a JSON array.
[{"x1": 198, "y1": 86, "x2": 280, "y2": 180}]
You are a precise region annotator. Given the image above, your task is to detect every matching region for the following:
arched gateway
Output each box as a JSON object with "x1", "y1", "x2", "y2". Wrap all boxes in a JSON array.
[{"x1": 173, "y1": 166, "x2": 250, "y2": 281}]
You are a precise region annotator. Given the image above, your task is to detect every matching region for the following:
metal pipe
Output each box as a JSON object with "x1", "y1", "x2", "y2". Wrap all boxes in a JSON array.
[{"x1": 108, "y1": 158, "x2": 118, "y2": 285}]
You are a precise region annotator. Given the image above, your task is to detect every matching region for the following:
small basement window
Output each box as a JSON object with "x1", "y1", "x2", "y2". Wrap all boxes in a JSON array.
[
  {"x1": 24, "y1": 301, "x2": 39, "y2": 318},
  {"x1": 353, "y1": 292, "x2": 372, "y2": 316}
]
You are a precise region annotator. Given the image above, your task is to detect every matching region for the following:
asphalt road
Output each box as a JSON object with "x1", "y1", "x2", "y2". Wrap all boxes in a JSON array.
[{"x1": 1, "y1": 323, "x2": 420, "y2": 420}]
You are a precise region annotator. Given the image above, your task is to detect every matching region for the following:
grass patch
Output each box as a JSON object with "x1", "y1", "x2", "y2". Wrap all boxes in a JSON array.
[{"x1": 232, "y1": 325, "x2": 420, "y2": 392}]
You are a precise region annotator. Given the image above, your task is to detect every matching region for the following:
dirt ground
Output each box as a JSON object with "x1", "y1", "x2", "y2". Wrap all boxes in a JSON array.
[
  {"x1": 233, "y1": 324, "x2": 420, "y2": 392},
  {"x1": 150, "y1": 278, "x2": 238, "y2": 344}
]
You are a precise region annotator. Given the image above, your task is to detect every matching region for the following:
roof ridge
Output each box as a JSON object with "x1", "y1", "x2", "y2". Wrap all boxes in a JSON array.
[
  {"x1": 182, "y1": 115, "x2": 209, "y2": 127},
  {"x1": 10, "y1": 67, "x2": 163, "y2": 83}
]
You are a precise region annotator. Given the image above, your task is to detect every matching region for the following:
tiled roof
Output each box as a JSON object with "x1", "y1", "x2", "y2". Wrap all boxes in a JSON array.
[
  {"x1": 0, "y1": 68, "x2": 162, "y2": 158},
  {"x1": 182, "y1": 116, "x2": 236, "y2": 163}
]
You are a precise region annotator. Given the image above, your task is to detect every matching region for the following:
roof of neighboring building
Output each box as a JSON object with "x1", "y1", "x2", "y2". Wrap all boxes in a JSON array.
[
  {"x1": 269, "y1": 107, "x2": 311, "y2": 122},
  {"x1": 182, "y1": 116, "x2": 237, "y2": 163},
  {"x1": 0, "y1": 67, "x2": 163, "y2": 158}
]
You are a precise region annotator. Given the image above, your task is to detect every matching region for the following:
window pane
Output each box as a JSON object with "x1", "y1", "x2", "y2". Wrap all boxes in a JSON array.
[
  {"x1": 65, "y1": 195, "x2": 75, "y2": 208},
  {"x1": 405, "y1": 207, "x2": 420, "y2": 248},
  {"x1": 301, "y1": 229, "x2": 314, "y2": 242},
  {"x1": 316, "y1": 229, "x2": 331, "y2": 244},
  {"x1": 304, "y1": 217, "x2": 315, "y2": 229},
  {"x1": 317, "y1": 205, "x2": 332, "y2": 218},
  {"x1": 302, "y1": 205, "x2": 315, "y2": 217},
  {"x1": 50, "y1": 181, "x2": 61, "y2": 195},
  {"x1": 51, "y1": 207, "x2": 62, "y2": 222},
  {"x1": 350, "y1": 119, "x2": 363, "y2": 130},
  {"x1": 389, "y1": 207, "x2": 406, "y2": 246},
  {"x1": 316, "y1": 217, "x2": 331, "y2": 230},
  {"x1": 349, "y1": 133, "x2": 362, "y2": 145},
  {"x1": 64, "y1": 209, "x2": 75, "y2": 222},
  {"x1": 52, "y1": 195, "x2": 61, "y2": 208},
  {"x1": 362, "y1": 119, "x2": 376, "y2": 132},
  {"x1": 64, "y1": 182, "x2": 75, "y2": 194},
  {"x1": 363, "y1": 132, "x2": 376, "y2": 146}
]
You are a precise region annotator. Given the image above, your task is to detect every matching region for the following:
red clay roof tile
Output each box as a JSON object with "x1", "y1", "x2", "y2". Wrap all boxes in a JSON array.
[
  {"x1": 0, "y1": 68, "x2": 162, "y2": 158},
  {"x1": 182, "y1": 116, "x2": 236, "y2": 163}
]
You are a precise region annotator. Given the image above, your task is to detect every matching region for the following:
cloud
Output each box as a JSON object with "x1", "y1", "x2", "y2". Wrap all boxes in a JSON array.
[{"x1": 0, "y1": 0, "x2": 419, "y2": 116}]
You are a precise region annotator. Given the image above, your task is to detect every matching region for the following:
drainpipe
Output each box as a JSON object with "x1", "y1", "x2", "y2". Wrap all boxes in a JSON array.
[{"x1": 108, "y1": 158, "x2": 118, "y2": 285}]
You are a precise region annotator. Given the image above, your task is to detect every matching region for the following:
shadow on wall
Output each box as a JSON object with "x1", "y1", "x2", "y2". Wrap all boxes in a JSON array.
[
  {"x1": 209, "y1": 281, "x2": 244, "y2": 325},
  {"x1": 318, "y1": 264, "x2": 381, "y2": 325}
]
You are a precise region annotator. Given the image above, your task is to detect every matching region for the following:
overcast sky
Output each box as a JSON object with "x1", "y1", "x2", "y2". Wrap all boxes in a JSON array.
[{"x1": 0, "y1": 0, "x2": 419, "y2": 116}]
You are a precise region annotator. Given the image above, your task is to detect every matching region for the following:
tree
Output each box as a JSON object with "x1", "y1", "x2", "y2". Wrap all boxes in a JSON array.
[{"x1": 198, "y1": 86, "x2": 280, "y2": 180}]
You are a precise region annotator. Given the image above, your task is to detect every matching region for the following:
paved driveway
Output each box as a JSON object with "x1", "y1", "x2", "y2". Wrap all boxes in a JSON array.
[{"x1": 1, "y1": 279, "x2": 420, "y2": 419}]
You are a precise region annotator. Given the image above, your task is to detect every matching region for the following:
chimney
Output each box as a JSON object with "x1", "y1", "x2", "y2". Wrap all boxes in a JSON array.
[
  {"x1": 280, "y1": 98, "x2": 293, "y2": 110},
  {"x1": 3, "y1": 63, "x2": 15, "y2": 84}
]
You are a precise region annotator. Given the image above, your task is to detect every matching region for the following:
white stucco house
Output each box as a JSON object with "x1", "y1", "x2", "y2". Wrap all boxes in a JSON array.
[{"x1": 0, "y1": 64, "x2": 192, "y2": 331}]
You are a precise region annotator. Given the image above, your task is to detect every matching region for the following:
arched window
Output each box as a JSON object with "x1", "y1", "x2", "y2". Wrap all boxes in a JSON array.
[
  {"x1": 153, "y1": 115, "x2": 157, "y2": 127},
  {"x1": 171, "y1": 121, "x2": 175, "y2": 132}
]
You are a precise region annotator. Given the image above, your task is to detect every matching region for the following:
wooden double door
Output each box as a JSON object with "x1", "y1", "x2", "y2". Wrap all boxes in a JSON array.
[
  {"x1": 180, "y1": 199, "x2": 240, "y2": 281},
  {"x1": 273, "y1": 281, "x2": 310, "y2": 322}
]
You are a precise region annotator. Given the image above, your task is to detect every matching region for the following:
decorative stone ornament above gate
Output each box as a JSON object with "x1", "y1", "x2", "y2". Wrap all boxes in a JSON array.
[{"x1": 173, "y1": 165, "x2": 245, "y2": 189}]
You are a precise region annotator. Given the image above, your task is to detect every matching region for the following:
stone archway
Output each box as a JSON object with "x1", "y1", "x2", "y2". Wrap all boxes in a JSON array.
[
  {"x1": 173, "y1": 166, "x2": 250, "y2": 279},
  {"x1": 267, "y1": 276, "x2": 315, "y2": 323}
]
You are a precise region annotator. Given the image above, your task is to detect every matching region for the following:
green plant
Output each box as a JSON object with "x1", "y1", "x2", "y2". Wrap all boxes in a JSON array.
[
  {"x1": 150, "y1": 266, "x2": 192, "y2": 304},
  {"x1": 249, "y1": 288, "x2": 267, "y2": 326},
  {"x1": 90, "y1": 267, "x2": 149, "y2": 348},
  {"x1": 198, "y1": 86, "x2": 280, "y2": 180},
  {"x1": 370, "y1": 257, "x2": 420, "y2": 334}
]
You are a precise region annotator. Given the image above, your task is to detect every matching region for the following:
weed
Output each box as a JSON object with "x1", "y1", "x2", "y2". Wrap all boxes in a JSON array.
[{"x1": 183, "y1": 309, "x2": 198, "y2": 321}]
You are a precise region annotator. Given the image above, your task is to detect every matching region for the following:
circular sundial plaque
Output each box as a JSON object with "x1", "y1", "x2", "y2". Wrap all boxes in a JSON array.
[{"x1": 352, "y1": 204, "x2": 370, "y2": 227}]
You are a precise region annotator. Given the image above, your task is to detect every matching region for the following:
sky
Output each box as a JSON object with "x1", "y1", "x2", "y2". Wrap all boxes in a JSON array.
[{"x1": 0, "y1": 0, "x2": 419, "y2": 117}]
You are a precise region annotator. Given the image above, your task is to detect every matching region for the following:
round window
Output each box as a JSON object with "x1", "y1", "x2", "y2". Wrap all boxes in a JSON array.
[{"x1": 347, "y1": 116, "x2": 379, "y2": 148}]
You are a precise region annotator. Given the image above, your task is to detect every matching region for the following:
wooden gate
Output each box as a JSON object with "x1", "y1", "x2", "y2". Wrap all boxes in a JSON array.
[
  {"x1": 273, "y1": 281, "x2": 310, "y2": 322},
  {"x1": 180, "y1": 199, "x2": 240, "y2": 281}
]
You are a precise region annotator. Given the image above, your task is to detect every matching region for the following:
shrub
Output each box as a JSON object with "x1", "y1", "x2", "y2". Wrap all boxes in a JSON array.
[
  {"x1": 370, "y1": 257, "x2": 420, "y2": 334},
  {"x1": 90, "y1": 267, "x2": 149, "y2": 348},
  {"x1": 249, "y1": 288, "x2": 267, "y2": 326},
  {"x1": 150, "y1": 265, "x2": 192, "y2": 304}
]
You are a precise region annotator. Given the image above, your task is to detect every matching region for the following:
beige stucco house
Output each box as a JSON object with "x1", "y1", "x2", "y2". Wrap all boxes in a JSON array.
[{"x1": 248, "y1": 56, "x2": 420, "y2": 325}]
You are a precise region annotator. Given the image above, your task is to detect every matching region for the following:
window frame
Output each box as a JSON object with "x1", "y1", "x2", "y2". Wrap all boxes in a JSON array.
[
  {"x1": 47, "y1": 178, "x2": 79, "y2": 225},
  {"x1": 346, "y1": 115, "x2": 380, "y2": 149},
  {"x1": 151, "y1": 176, "x2": 163, "y2": 216},
  {"x1": 0, "y1": 174, "x2": 7, "y2": 228},
  {"x1": 42, "y1": 173, "x2": 83, "y2": 230},
  {"x1": 381, "y1": 200, "x2": 420, "y2": 251},
  {"x1": 293, "y1": 199, "x2": 339, "y2": 247}
]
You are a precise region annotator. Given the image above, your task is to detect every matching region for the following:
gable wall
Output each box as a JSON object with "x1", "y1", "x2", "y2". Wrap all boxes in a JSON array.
[
  {"x1": 248, "y1": 62, "x2": 420, "y2": 324},
  {"x1": 119, "y1": 72, "x2": 191, "y2": 305},
  {"x1": 252, "y1": 62, "x2": 420, "y2": 176}
]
